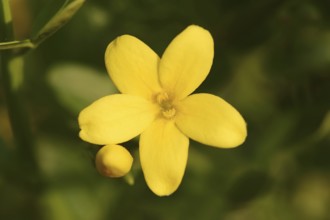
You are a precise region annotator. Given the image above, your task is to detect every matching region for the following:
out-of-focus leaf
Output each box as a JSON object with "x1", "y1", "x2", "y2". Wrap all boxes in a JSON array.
[
  {"x1": 315, "y1": 111, "x2": 330, "y2": 140},
  {"x1": 265, "y1": 29, "x2": 330, "y2": 79},
  {"x1": 224, "y1": 189, "x2": 295, "y2": 220},
  {"x1": 36, "y1": 135, "x2": 121, "y2": 220},
  {"x1": 42, "y1": 184, "x2": 116, "y2": 220},
  {"x1": 222, "y1": 48, "x2": 277, "y2": 122},
  {"x1": 292, "y1": 174, "x2": 330, "y2": 220},
  {"x1": 36, "y1": 135, "x2": 91, "y2": 178},
  {"x1": 187, "y1": 147, "x2": 213, "y2": 176},
  {"x1": 224, "y1": 169, "x2": 272, "y2": 209},
  {"x1": 47, "y1": 63, "x2": 117, "y2": 114}
]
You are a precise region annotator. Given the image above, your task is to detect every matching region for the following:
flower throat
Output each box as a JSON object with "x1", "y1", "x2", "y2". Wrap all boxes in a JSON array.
[{"x1": 155, "y1": 92, "x2": 176, "y2": 119}]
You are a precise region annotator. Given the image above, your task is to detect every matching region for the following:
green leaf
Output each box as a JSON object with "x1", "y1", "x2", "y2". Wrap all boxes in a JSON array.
[{"x1": 47, "y1": 63, "x2": 117, "y2": 114}]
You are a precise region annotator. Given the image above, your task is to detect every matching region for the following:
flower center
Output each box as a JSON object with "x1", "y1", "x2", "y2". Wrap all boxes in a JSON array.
[{"x1": 155, "y1": 92, "x2": 176, "y2": 119}]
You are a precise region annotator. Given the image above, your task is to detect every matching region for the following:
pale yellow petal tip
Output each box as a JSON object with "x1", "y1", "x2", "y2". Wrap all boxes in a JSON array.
[
  {"x1": 104, "y1": 37, "x2": 119, "y2": 64},
  {"x1": 218, "y1": 119, "x2": 248, "y2": 149},
  {"x1": 78, "y1": 117, "x2": 89, "y2": 142},
  {"x1": 105, "y1": 35, "x2": 138, "y2": 59},
  {"x1": 232, "y1": 123, "x2": 248, "y2": 148},
  {"x1": 185, "y1": 25, "x2": 213, "y2": 41},
  {"x1": 95, "y1": 145, "x2": 133, "y2": 178},
  {"x1": 183, "y1": 25, "x2": 213, "y2": 44},
  {"x1": 77, "y1": 110, "x2": 88, "y2": 140},
  {"x1": 78, "y1": 128, "x2": 98, "y2": 145},
  {"x1": 78, "y1": 129, "x2": 88, "y2": 142},
  {"x1": 105, "y1": 35, "x2": 121, "y2": 53},
  {"x1": 78, "y1": 120, "x2": 95, "y2": 144},
  {"x1": 147, "y1": 180, "x2": 180, "y2": 197},
  {"x1": 186, "y1": 24, "x2": 209, "y2": 32}
]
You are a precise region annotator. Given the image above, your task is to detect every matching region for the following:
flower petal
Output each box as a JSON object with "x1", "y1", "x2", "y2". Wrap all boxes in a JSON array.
[
  {"x1": 159, "y1": 25, "x2": 214, "y2": 100},
  {"x1": 105, "y1": 35, "x2": 161, "y2": 99},
  {"x1": 140, "y1": 119, "x2": 189, "y2": 196},
  {"x1": 176, "y1": 93, "x2": 247, "y2": 148},
  {"x1": 78, "y1": 94, "x2": 157, "y2": 145}
]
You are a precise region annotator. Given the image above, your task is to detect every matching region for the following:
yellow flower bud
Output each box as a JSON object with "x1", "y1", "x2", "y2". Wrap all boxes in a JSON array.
[{"x1": 95, "y1": 144, "x2": 133, "y2": 178}]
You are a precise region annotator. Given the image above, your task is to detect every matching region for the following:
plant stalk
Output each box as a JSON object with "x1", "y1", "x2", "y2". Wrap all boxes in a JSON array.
[{"x1": 0, "y1": 1, "x2": 43, "y2": 219}]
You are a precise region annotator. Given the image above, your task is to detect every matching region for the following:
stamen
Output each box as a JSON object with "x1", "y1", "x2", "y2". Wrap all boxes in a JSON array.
[
  {"x1": 156, "y1": 92, "x2": 169, "y2": 105},
  {"x1": 155, "y1": 92, "x2": 176, "y2": 119},
  {"x1": 162, "y1": 108, "x2": 176, "y2": 119}
]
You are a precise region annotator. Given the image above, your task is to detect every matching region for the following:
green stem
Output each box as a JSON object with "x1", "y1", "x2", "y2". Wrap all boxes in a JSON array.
[
  {"x1": 0, "y1": 0, "x2": 38, "y2": 170},
  {"x1": 0, "y1": 39, "x2": 35, "y2": 50},
  {"x1": 0, "y1": 1, "x2": 43, "y2": 219},
  {"x1": 1, "y1": 54, "x2": 38, "y2": 169}
]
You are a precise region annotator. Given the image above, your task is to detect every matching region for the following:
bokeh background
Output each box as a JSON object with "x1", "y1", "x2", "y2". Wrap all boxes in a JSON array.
[{"x1": 1, "y1": 0, "x2": 330, "y2": 219}]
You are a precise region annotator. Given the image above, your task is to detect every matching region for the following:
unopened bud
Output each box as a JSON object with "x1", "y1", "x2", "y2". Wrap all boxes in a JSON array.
[{"x1": 95, "y1": 145, "x2": 133, "y2": 178}]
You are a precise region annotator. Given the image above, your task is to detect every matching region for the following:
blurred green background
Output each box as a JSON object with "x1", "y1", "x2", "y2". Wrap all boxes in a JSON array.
[{"x1": 1, "y1": 0, "x2": 330, "y2": 219}]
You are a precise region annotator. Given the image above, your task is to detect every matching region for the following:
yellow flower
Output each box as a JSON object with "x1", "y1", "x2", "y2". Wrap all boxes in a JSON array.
[{"x1": 78, "y1": 25, "x2": 247, "y2": 196}]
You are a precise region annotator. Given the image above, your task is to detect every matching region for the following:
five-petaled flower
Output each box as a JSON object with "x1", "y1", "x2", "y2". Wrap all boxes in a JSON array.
[{"x1": 78, "y1": 25, "x2": 247, "y2": 196}]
